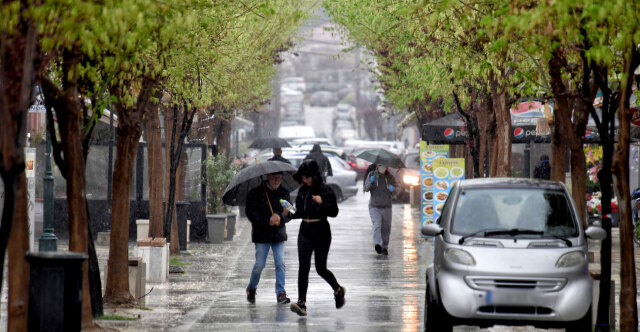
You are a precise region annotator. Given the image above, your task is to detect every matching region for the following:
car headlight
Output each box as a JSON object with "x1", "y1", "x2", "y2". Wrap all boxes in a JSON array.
[
  {"x1": 445, "y1": 248, "x2": 476, "y2": 266},
  {"x1": 402, "y1": 174, "x2": 420, "y2": 187},
  {"x1": 556, "y1": 251, "x2": 585, "y2": 268}
]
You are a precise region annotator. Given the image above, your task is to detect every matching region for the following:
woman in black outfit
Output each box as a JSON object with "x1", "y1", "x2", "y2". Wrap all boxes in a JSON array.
[{"x1": 289, "y1": 160, "x2": 345, "y2": 316}]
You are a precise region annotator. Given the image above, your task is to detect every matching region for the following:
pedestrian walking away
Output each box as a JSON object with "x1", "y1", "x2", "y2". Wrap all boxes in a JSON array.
[
  {"x1": 288, "y1": 160, "x2": 345, "y2": 316},
  {"x1": 363, "y1": 164, "x2": 398, "y2": 255},
  {"x1": 245, "y1": 171, "x2": 292, "y2": 305},
  {"x1": 533, "y1": 154, "x2": 551, "y2": 180},
  {"x1": 304, "y1": 144, "x2": 332, "y2": 182},
  {"x1": 269, "y1": 147, "x2": 291, "y2": 164}
]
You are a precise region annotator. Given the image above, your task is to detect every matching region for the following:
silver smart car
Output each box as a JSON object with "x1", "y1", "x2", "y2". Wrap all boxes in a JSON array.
[{"x1": 422, "y1": 178, "x2": 606, "y2": 331}]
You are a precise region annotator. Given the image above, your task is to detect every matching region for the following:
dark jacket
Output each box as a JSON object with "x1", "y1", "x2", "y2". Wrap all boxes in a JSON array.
[
  {"x1": 245, "y1": 183, "x2": 290, "y2": 243},
  {"x1": 363, "y1": 170, "x2": 398, "y2": 208},
  {"x1": 534, "y1": 160, "x2": 551, "y2": 180},
  {"x1": 269, "y1": 154, "x2": 291, "y2": 164},
  {"x1": 290, "y1": 184, "x2": 339, "y2": 221},
  {"x1": 304, "y1": 144, "x2": 332, "y2": 177}
]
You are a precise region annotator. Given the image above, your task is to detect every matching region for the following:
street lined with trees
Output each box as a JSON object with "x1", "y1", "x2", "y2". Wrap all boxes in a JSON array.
[
  {"x1": 1, "y1": 0, "x2": 307, "y2": 329},
  {"x1": 323, "y1": 0, "x2": 639, "y2": 330}
]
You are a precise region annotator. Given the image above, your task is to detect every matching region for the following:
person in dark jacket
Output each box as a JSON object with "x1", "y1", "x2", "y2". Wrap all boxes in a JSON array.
[
  {"x1": 363, "y1": 163, "x2": 398, "y2": 255},
  {"x1": 304, "y1": 144, "x2": 332, "y2": 181},
  {"x1": 533, "y1": 154, "x2": 551, "y2": 180},
  {"x1": 269, "y1": 147, "x2": 291, "y2": 164},
  {"x1": 245, "y1": 171, "x2": 291, "y2": 305},
  {"x1": 289, "y1": 160, "x2": 345, "y2": 316}
]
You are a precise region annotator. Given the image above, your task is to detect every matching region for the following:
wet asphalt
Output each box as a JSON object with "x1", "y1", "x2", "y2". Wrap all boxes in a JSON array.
[{"x1": 173, "y1": 188, "x2": 429, "y2": 331}]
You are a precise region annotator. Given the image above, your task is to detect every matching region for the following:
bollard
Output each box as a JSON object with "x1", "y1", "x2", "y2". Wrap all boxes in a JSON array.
[{"x1": 26, "y1": 251, "x2": 87, "y2": 332}]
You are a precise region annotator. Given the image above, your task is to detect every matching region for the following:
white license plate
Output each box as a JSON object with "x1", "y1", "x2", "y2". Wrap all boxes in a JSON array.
[{"x1": 485, "y1": 291, "x2": 533, "y2": 304}]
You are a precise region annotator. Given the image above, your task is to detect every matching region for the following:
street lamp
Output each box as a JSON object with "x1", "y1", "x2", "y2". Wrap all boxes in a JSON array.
[{"x1": 39, "y1": 126, "x2": 57, "y2": 251}]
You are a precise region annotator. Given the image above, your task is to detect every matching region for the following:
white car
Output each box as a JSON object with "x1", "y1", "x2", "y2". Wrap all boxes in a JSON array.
[
  {"x1": 281, "y1": 77, "x2": 306, "y2": 92},
  {"x1": 422, "y1": 178, "x2": 606, "y2": 331},
  {"x1": 278, "y1": 125, "x2": 316, "y2": 143}
]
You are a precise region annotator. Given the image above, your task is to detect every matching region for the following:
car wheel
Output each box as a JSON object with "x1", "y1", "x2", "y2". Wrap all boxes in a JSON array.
[
  {"x1": 565, "y1": 306, "x2": 591, "y2": 332},
  {"x1": 424, "y1": 284, "x2": 452, "y2": 332}
]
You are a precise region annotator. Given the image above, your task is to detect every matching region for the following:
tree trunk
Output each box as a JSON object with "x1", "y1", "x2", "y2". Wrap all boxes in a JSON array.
[
  {"x1": 7, "y1": 172, "x2": 29, "y2": 332},
  {"x1": 612, "y1": 46, "x2": 639, "y2": 332},
  {"x1": 56, "y1": 91, "x2": 93, "y2": 326},
  {"x1": 213, "y1": 115, "x2": 232, "y2": 156},
  {"x1": 163, "y1": 105, "x2": 179, "y2": 254},
  {"x1": 0, "y1": 8, "x2": 36, "y2": 329},
  {"x1": 490, "y1": 77, "x2": 511, "y2": 177},
  {"x1": 145, "y1": 101, "x2": 164, "y2": 238},
  {"x1": 103, "y1": 122, "x2": 140, "y2": 304},
  {"x1": 104, "y1": 113, "x2": 142, "y2": 304},
  {"x1": 594, "y1": 89, "x2": 616, "y2": 332},
  {"x1": 549, "y1": 49, "x2": 590, "y2": 225},
  {"x1": 548, "y1": 53, "x2": 569, "y2": 183}
]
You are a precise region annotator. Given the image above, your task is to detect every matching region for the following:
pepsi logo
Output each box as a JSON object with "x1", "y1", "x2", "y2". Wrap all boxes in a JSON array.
[
  {"x1": 444, "y1": 128, "x2": 455, "y2": 139},
  {"x1": 513, "y1": 127, "x2": 524, "y2": 139},
  {"x1": 585, "y1": 129, "x2": 595, "y2": 138}
]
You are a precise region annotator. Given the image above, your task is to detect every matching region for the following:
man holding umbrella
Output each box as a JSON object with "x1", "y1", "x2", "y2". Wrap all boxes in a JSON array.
[
  {"x1": 245, "y1": 170, "x2": 292, "y2": 304},
  {"x1": 358, "y1": 148, "x2": 403, "y2": 256}
]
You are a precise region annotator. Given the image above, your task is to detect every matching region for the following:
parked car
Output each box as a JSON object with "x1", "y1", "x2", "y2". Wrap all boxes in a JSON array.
[
  {"x1": 283, "y1": 102, "x2": 305, "y2": 124},
  {"x1": 335, "y1": 103, "x2": 354, "y2": 120},
  {"x1": 421, "y1": 178, "x2": 606, "y2": 331},
  {"x1": 281, "y1": 77, "x2": 306, "y2": 92},
  {"x1": 291, "y1": 137, "x2": 333, "y2": 146},
  {"x1": 310, "y1": 91, "x2": 338, "y2": 107},
  {"x1": 281, "y1": 88, "x2": 304, "y2": 104},
  {"x1": 278, "y1": 125, "x2": 316, "y2": 143},
  {"x1": 254, "y1": 150, "x2": 358, "y2": 202}
]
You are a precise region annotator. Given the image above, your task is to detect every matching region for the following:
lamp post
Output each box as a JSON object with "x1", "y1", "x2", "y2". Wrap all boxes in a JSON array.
[{"x1": 39, "y1": 127, "x2": 57, "y2": 251}]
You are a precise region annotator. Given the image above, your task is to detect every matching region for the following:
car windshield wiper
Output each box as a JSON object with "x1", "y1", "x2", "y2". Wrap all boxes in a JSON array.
[
  {"x1": 458, "y1": 228, "x2": 504, "y2": 244},
  {"x1": 459, "y1": 228, "x2": 544, "y2": 245},
  {"x1": 541, "y1": 233, "x2": 573, "y2": 247}
]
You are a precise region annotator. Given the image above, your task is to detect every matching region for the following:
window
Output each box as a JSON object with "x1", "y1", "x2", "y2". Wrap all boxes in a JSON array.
[{"x1": 451, "y1": 188, "x2": 577, "y2": 237}]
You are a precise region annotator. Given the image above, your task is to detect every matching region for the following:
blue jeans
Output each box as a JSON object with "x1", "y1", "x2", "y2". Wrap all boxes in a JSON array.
[{"x1": 247, "y1": 242, "x2": 286, "y2": 294}]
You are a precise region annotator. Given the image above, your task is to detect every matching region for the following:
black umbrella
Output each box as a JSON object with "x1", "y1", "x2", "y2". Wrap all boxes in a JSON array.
[
  {"x1": 355, "y1": 148, "x2": 405, "y2": 169},
  {"x1": 222, "y1": 161, "x2": 299, "y2": 206},
  {"x1": 249, "y1": 136, "x2": 291, "y2": 149}
]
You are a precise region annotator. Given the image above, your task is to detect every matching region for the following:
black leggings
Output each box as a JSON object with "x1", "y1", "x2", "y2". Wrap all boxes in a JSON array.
[{"x1": 297, "y1": 221, "x2": 340, "y2": 302}]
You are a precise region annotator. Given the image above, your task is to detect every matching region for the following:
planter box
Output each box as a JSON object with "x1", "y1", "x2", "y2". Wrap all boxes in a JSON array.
[
  {"x1": 134, "y1": 237, "x2": 169, "y2": 283},
  {"x1": 225, "y1": 214, "x2": 237, "y2": 241},
  {"x1": 206, "y1": 214, "x2": 227, "y2": 244}
]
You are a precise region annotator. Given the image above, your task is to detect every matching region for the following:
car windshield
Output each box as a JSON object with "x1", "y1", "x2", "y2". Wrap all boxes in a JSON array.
[
  {"x1": 451, "y1": 188, "x2": 578, "y2": 238},
  {"x1": 404, "y1": 153, "x2": 420, "y2": 168}
]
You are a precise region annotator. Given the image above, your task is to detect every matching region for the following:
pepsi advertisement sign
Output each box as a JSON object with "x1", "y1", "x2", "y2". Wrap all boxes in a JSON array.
[
  {"x1": 512, "y1": 126, "x2": 550, "y2": 143},
  {"x1": 443, "y1": 128, "x2": 469, "y2": 140}
]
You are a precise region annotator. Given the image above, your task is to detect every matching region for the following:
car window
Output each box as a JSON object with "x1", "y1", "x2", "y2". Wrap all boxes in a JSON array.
[
  {"x1": 404, "y1": 153, "x2": 420, "y2": 168},
  {"x1": 327, "y1": 155, "x2": 350, "y2": 170},
  {"x1": 451, "y1": 188, "x2": 578, "y2": 237}
]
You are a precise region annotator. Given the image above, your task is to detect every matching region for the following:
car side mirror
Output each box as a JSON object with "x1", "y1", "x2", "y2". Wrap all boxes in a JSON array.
[
  {"x1": 421, "y1": 223, "x2": 444, "y2": 237},
  {"x1": 585, "y1": 226, "x2": 607, "y2": 241}
]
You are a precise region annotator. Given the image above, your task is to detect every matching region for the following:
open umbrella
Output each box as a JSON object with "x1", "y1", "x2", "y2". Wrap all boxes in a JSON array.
[
  {"x1": 249, "y1": 136, "x2": 291, "y2": 149},
  {"x1": 222, "y1": 161, "x2": 299, "y2": 206},
  {"x1": 355, "y1": 148, "x2": 405, "y2": 169}
]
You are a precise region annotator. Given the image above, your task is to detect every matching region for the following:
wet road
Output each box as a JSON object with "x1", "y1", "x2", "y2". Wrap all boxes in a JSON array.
[{"x1": 182, "y1": 188, "x2": 429, "y2": 331}]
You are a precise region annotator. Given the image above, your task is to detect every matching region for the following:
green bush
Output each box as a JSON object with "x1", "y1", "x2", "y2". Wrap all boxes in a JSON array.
[{"x1": 204, "y1": 154, "x2": 239, "y2": 214}]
